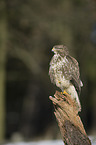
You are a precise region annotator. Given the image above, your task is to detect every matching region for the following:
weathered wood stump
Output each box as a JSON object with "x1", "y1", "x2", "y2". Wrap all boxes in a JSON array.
[{"x1": 49, "y1": 91, "x2": 91, "y2": 145}]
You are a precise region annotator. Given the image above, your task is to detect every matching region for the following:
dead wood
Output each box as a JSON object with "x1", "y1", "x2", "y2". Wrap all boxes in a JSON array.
[{"x1": 49, "y1": 91, "x2": 91, "y2": 145}]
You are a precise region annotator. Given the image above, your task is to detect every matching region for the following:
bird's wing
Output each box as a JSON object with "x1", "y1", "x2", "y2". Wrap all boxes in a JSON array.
[
  {"x1": 64, "y1": 55, "x2": 81, "y2": 95},
  {"x1": 49, "y1": 65, "x2": 55, "y2": 84}
]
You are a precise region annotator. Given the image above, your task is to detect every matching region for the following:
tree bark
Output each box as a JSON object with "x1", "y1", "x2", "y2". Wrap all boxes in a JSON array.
[{"x1": 49, "y1": 91, "x2": 91, "y2": 145}]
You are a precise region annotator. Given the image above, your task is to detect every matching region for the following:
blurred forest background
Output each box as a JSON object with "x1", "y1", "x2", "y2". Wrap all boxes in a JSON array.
[{"x1": 0, "y1": 0, "x2": 96, "y2": 143}]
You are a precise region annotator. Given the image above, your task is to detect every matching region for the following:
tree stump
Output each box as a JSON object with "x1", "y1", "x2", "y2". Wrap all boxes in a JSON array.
[{"x1": 49, "y1": 91, "x2": 91, "y2": 145}]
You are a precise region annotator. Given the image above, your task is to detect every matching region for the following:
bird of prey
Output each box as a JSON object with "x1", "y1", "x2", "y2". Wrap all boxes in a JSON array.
[{"x1": 49, "y1": 45, "x2": 83, "y2": 112}]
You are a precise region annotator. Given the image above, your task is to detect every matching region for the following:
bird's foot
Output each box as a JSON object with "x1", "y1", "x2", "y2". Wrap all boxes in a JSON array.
[
  {"x1": 60, "y1": 90, "x2": 74, "y2": 107},
  {"x1": 63, "y1": 90, "x2": 71, "y2": 98},
  {"x1": 60, "y1": 90, "x2": 71, "y2": 101},
  {"x1": 61, "y1": 90, "x2": 81, "y2": 113}
]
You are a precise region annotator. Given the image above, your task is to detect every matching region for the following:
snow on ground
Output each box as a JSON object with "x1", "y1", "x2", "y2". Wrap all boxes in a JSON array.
[
  {"x1": 3, "y1": 136, "x2": 96, "y2": 145},
  {"x1": 3, "y1": 140, "x2": 63, "y2": 145}
]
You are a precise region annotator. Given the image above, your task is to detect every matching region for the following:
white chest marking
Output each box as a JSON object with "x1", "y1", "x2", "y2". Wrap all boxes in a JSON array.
[{"x1": 53, "y1": 54, "x2": 70, "y2": 89}]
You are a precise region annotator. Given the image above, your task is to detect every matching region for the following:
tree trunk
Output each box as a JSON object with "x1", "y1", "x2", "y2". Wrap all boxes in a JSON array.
[{"x1": 49, "y1": 91, "x2": 91, "y2": 145}]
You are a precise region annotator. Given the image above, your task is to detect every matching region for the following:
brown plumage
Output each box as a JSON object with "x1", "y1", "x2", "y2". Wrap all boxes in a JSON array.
[{"x1": 49, "y1": 45, "x2": 83, "y2": 112}]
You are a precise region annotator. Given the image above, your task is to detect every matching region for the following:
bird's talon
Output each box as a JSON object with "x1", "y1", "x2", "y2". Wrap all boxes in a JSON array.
[
  {"x1": 63, "y1": 90, "x2": 71, "y2": 97},
  {"x1": 63, "y1": 90, "x2": 68, "y2": 95}
]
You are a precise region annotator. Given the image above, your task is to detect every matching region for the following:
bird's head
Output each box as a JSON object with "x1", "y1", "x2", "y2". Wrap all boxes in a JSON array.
[{"x1": 52, "y1": 45, "x2": 69, "y2": 56}]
